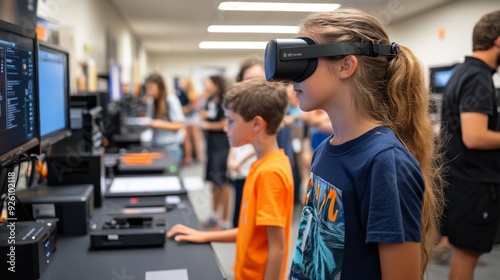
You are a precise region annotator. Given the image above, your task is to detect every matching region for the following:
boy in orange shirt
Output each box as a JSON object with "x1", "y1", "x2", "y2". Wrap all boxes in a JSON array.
[{"x1": 167, "y1": 78, "x2": 294, "y2": 280}]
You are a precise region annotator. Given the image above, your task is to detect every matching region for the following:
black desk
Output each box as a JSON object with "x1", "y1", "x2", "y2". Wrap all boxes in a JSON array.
[{"x1": 40, "y1": 195, "x2": 226, "y2": 280}]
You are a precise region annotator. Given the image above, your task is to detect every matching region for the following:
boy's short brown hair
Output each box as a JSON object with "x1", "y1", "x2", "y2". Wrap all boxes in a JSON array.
[{"x1": 223, "y1": 78, "x2": 288, "y2": 135}]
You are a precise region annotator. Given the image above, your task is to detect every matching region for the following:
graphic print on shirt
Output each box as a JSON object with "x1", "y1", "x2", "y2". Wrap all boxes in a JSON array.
[
  {"x1": 290, "y1": 173, "x2": 345, "y2": 280},
  {"x1": 206, "y1": 100, "x2": 218, "y2": 119}
]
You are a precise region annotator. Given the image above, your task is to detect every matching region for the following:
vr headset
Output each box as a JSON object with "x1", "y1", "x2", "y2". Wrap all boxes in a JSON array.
[{"x1": 264, "y1": 37, "x2": 399, "y2": 83}]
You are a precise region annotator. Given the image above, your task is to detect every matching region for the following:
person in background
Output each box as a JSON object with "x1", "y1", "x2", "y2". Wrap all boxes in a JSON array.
[
  {"x1": 284, "y1": 8, "x2": 443, "y2": 279},
  {"x1": 235, "y1": 56, "x2": 266, "y2": 82},
  {"x1": 226, "y1": 57, "x2": 262, "y2": 228},
  {"x1": 177, "y1": 77, "x2": 203, "y2": 166},
  {"x1": 143, "y1": 73, "x2": 185, "y2": 165},
  {"x1": 168, "y1": 79, "x2": 294, "y2": 280},
  {"x1": 281, "y1": 84, "x2": 306, "y2": 205},
  {"x1": 437, "y1": 10, "x2": 500, "y2": 280},
  {"x1": 299, "y1": 109, "x2": 333, "y2": 183},
  {"x1": 226, "y1": 140, "x2": 255, "y2": 228},
  {"x1": 200, "y1": 74, "x2": 232, "y2": 230}
]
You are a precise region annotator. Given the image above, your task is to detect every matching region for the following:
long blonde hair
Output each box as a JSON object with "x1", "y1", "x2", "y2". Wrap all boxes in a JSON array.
[{"x1": 301, "y1": 8, "x2": 443, "y2": 277}]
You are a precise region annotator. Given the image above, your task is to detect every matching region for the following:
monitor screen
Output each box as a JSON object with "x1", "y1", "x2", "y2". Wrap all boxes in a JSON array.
[
  {"x1": 430, "y1": 65, "x2": 456, "y2": 94},
  {"x1": 0, "y1": 20, "x2": 38, "y2": 165},
  {"x1": 109, "y1": 63, "x2": 122, "y2": 102},
  {"x1": 37, "y1": 41, "x2": 70, "y2": 149}
]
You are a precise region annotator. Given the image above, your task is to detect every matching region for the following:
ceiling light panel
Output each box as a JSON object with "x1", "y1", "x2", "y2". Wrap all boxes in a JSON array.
[
  {"x1": 199, "y1": 41, "x2": 268, "y2": 49},
  {"x1": 207, "y1": 25, "x2": 300, "y2": 33},
  {"x1": 218, "y1": 2, "x2": 341, "y2": 12}
]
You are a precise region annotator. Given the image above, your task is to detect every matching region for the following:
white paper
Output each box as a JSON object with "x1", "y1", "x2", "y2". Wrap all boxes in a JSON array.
[
  {"x1": 145, "y1": 269, "x2": 189, "y2": 280},
  {"x1": 109, "y1": 176, "x2": 182, "y2": 193},
  {"x1": 182, "y1": 176, "x2": 205, "y2": 192},
  {"x1": 165, "y1": 195, "x2": 181, "y2": 205}
]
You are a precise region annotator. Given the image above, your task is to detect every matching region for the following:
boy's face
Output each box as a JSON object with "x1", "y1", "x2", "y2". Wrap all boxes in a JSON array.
[{"x1": 224, "y1": 108, "x2": 254, "y2": 147}]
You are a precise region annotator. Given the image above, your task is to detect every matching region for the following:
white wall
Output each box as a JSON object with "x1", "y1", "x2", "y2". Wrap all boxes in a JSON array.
[
  {"x1": 147, "y1": 51, "x2": 263, "y2": 93},
  {"x1": 146, "y1": 0, "x2": 499, "y2": 89},
  {"x1": 387, "y1": 0, "x2": 500, "y2": 85},
  {"x1": 37, "y1": 0, "x2": 147, "y2": 92}
]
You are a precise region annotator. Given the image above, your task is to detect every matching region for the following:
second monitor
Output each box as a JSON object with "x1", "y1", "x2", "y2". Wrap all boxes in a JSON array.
[{"x1": 37, "y1": 41, "x2": 71, "y2": 151}]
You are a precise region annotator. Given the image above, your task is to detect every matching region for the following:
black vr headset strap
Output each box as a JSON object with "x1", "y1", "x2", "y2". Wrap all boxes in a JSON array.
[{"x1": 280, "y1": 41, "x2": 399, "y2": 61}]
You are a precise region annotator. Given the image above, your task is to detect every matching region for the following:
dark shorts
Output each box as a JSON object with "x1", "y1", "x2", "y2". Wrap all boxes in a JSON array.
[
  {"x1": 205, "y1": 149, "x2": 229, "y2": 186},
  {"x1": 204, "y1": 132, "x2": 229, "y2": 186},
  {"x1": 440, "y1": 177, "x2": 500, "y2": 253}
]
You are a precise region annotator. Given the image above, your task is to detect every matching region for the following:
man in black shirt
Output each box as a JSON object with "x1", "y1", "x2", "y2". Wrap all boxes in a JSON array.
[{"x1": 439, "y1": 10, "x2": 500, "y2": 280}]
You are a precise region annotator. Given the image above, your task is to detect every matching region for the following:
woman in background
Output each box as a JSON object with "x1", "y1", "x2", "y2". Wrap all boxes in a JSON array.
[
  {"x1": 201, "y1": 75, "x2": 231, "y2": 230},
  {"x1": 144, "y1": 73, "x2": 185, "y2": 165},
  {"x1": 177, "y1": 77, "x2": 203, "y2": 166}
]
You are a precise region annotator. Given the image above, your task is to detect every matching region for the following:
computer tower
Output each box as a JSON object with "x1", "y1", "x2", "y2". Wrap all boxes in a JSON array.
[
  {"x1": 46, "y1": 149, "x2": 105, "y2": 207},
  {"x1": 15, "y1": 185, "x2": 94, "y2": 236}
]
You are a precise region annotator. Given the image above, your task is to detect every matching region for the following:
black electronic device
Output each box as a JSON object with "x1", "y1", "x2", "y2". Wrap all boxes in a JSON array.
[
  {"x1": 264, "y1": 37, "x2": 399, "y2": 83},
  {"x1": 16, "y1": 184, "x2": 94, "y2": 236},
  {"x1": 37, "y1": 41, "x2": 71, "y2": 151},
  {"x1": 115, "y1": 151, "x2": 180, "y2": 175},
  {"x1": 48, "y1": 94, "x2": 104, "y2": 154},
  {"x1": 429, "y1": 64, "x2": 457, "y2": 94},
  {"x1": 90, "y1": 215, "x2": 166, "y2": 249},
  {"x1": 0, "y1": 19, "x2": 39, "y2": 167},
  {"x1": 0, "y1": 219, "x2": 57, "y2": 280},
  {"x1": 428, "y1": 64, "x2": 457, "y2": 120},
  {"x1": 105, "y1": 196, "x2": 175, "y2": 212},
  {"x1": 46, "y1": 149, "x2": 105, "y2": 207}
]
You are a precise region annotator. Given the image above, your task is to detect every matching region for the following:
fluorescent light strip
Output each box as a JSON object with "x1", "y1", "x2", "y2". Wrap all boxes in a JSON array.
[
  {"x1": 208, "y1": 25, "x2": 299, "y2": 33},
  {"x1": 199, "y1": 41, "x2": 268, "y2": 49},
  {"x1": 218, "y1": 2, "x2": 340, "y2": 12}
]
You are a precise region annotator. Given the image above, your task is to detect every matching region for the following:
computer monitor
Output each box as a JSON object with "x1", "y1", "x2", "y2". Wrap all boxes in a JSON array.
[
  {"x1": 109, "y1": 63, "x2": 122, "y2": 102},
  {"x1": 37, "y1": 41, "x2": 71, "y2": 151},
  {"x1": 0, "y1": 20, "x2": 39, "y2": 166},
  {"x1": 429, "y1": 65, "x2": 456, "y2": 94}
]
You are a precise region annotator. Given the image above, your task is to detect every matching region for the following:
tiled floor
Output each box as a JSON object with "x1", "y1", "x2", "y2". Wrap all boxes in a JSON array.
[{"x1": 180, "y1": 162, "x2": 500, "y2": 280}]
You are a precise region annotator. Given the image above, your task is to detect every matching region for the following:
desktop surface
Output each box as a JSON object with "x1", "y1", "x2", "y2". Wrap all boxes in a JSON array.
[{"x1": 39, "y1": 194, "x2": 225, "y2": 280}]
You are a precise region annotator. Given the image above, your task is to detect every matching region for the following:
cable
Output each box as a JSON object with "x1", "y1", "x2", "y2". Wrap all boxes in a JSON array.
[
  {"x1": 0, "y1": 167, "x2": 9, "y2": 199},
  {"x1": 27, "y1": 156, "x2": 38, "y2": 189},
  {"x1": 12, "y1": 162, "x2": 33, "y2": 221}
]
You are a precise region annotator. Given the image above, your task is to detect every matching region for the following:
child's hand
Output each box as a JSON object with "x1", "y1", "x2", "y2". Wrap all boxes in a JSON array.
[
  {"x1": 227, "y1": 160, "x2": 241, "y2": 172},
  {"x1": 199, "y1": 121, "x2": 208, "y2": 130},
  {"x1": 166, "y1": 224, "x2": 208, "y2": 243}
]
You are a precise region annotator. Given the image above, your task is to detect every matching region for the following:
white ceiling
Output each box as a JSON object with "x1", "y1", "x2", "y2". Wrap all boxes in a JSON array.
[{"x1": 108, "y1": 0, "x2": 458, "y2": 54}]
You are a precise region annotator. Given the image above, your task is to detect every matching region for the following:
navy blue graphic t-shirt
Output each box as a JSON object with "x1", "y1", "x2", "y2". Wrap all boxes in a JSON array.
[{"x1": 290, "y1": 126, "x2": 424, "y2": 280}]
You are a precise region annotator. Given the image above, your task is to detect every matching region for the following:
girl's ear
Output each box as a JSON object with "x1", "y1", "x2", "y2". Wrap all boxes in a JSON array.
[{"x1": 338, "y1": 55, "x2": 358, "y2": 80}]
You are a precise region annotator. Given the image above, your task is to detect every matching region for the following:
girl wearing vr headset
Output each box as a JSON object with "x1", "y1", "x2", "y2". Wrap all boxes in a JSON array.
[{"x1": 281, "y1": 8, "x2": 443, "y2": 280}]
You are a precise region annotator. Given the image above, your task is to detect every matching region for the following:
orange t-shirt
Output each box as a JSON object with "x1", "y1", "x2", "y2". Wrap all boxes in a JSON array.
[{"x1": 234, "y1": 149, "x2": 294, "y2": 280}]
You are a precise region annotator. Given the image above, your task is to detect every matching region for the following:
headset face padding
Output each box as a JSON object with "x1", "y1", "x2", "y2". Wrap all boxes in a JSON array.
[{"x1": 264, "y1": 37, "x2": 319, "y2": 83}]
